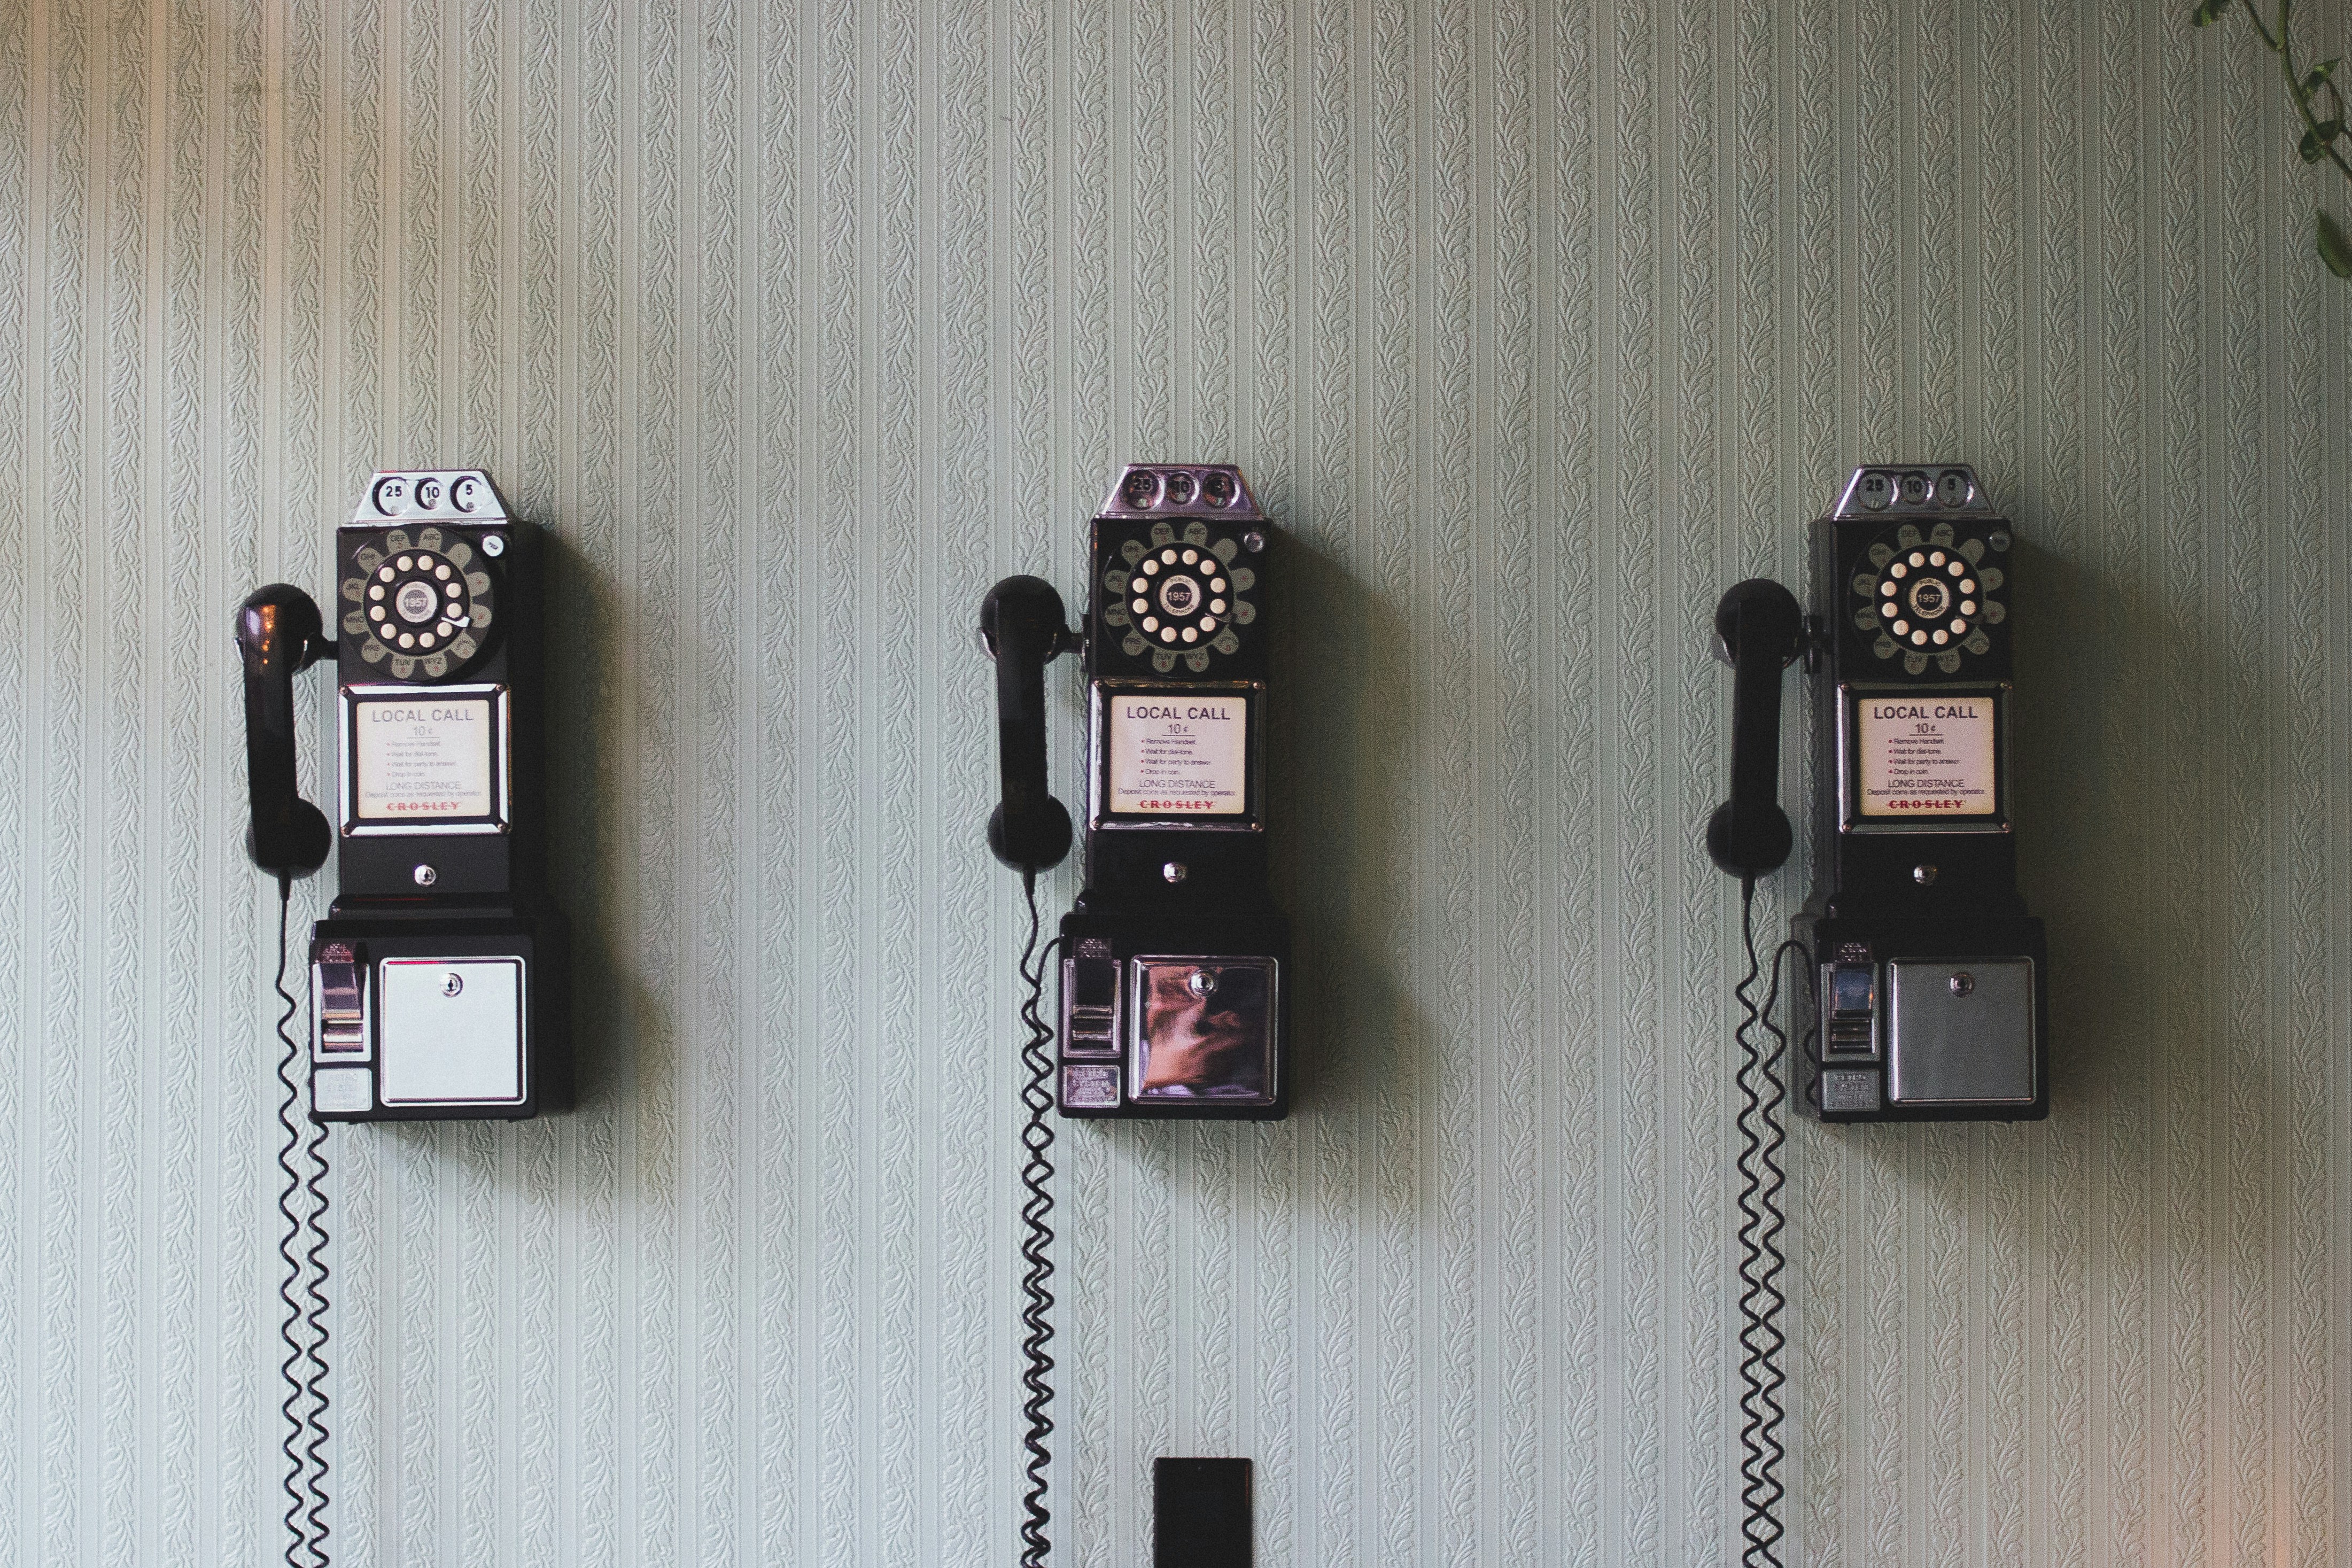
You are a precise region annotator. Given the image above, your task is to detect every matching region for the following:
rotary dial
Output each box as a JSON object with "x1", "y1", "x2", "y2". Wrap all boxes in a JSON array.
[
  {"x1": 1099, "y1": 520, "x2": 1259, "y2": 673},
  {"x1": 1848, "y1": 521, "x2": 2007, "y2": 676},
  {"x1": 338, "y1": 525, "x2": 498, "y2": 681}
]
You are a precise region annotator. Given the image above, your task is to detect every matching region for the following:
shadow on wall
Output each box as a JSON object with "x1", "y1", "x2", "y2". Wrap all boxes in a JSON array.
[
  {"x1": 535, "y1": 525, "x2": 638, "y2": 1112},
  {"x1": 1261, "y1": 521, "x2": 1430, "y2": 1128},
  {"x1": 2008, "y1": 526, "x2": 2254, "y2": 1114}
]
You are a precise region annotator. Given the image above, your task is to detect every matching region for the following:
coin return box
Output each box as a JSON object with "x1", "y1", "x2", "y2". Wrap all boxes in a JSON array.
[{"x1": 1885, "y1": 957, "x2": 2036, "y2": 1107}]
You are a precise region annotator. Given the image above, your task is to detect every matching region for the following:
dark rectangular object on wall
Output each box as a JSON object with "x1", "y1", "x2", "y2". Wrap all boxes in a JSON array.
[{"x1": 1153, "y1": 1457, "x2": 1252, "y2": 1567}]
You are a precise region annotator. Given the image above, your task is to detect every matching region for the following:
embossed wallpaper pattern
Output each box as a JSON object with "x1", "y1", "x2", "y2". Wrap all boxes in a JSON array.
[{"x1": 2, "y1": 0, "x2": 2345, "y2": 1562}]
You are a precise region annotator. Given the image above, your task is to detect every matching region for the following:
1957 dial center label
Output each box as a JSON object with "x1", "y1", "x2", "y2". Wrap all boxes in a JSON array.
[
  {"x1": 1109, "y1": 696, "x2": 1247, "y2": 816},
  {"x1": 354, "y1": 697, "x2": 496, "y2": 820},
  {"x1": 1857, "y1": 698, "x2": 1996, "y2": 817}
]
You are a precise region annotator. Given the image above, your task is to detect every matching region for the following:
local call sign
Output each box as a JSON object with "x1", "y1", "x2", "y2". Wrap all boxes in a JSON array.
[
  {"x1": 1108, "y1": 696, "x2": 1247, "y2": 816},
  {"x1": 1856, "y1": 698, "x2": 1995, "y2": 817}
]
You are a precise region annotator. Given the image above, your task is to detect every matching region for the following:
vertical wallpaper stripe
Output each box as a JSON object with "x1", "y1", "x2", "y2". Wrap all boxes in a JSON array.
[{"x1": 4, "y1": 1, "x2": 2348, "y2": 1563}]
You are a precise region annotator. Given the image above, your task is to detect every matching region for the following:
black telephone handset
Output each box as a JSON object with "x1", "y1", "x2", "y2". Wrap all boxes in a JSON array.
[
  {"x1": 1710, "y1": 464, "x2": 2047, "y2": 1123},
  {"x1": 236, "y1": 469, "x2": 568, "y2": 1123},
  {"x1": 980, "y1": 576, "x2": 1077, "y2": 875},
  {"x1": 236, "y1": 584, "x2": 335, "y2": 880},
  {"x1": 1705, "y1": 578, "x2": 1805, "y2": 882},
  {"x1": 981, "y1": 464, "x2": 1290, "y2": 1120}
]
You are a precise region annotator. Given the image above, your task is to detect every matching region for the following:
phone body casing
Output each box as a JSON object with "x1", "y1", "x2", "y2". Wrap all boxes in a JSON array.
[
  {"x1": 305, "y1": 471, "x2": 569, "y2": 1122},
  {"x1": 1055, "y1": 465, "x2": 1290, "y2": 1120},
  {"x1": 1791, "y1": 466, "x2": 2048, "y2": 1123}
]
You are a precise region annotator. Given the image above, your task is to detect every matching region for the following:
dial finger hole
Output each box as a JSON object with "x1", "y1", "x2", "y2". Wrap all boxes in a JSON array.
[
  {"x1": 1210, "y1": 599, "x2": 1226, "y2": 614},
  {"x1": 1142, "y1": 616, "x2": 1159, "y2": 632},
  {"x1": 1946, "y1": 560, "x2": 1965, "y2": 576},
  {"x1": 369, "y1": 605, "x2": 386, "y2": 621},
  {"x1": 1159, "y1": 626, "x2": 1177, "y2": 643},
  {"x1": 1932, "y1": 630, "x2": 1949, "y2": 645},
  {"x1": 1160, "y1": 548, "x2": 1178, "y2": 564},
  {"x1": 1210, "y1": 577, "x2": 1227, "y2": 593},
  {"x1": 378, "y1": 565, "x2": 396, "y2": 581},
  {"x1": 369, "y1": 584, "x2": 385, "y2": 600},
  {"x1": 1143, "y1": 559, "x2": 1160, "y2": 575},
  {"x1": 1891, "y1": 619, "x2": 1909, "y2": 635},
  {"x1": 1889, "y1": 562, "x2": 1908, "y2": 578},
  {"x1": 1198, "y1": 616, "x2": 1215, "y2": 632},
  {"x1": 398, "y1": 633, "x2": 416, "y2": 649},
  {"x1": 1182, "y1": 627, "x2": 1199, "y2": 643},
  {"x1": 1907, "y1": 552, "x2": 1925, "y2": 567},
  {"x1": 437, "y1": 563, "x2": 452, "y2": 579},
  {"x1": 1880, "y1": 581, "x2": 1897, "y2": 597},
  {"x1": 1131, "y1": 599, "x2": 1147, "y2": 615},
  {"x1": 1181, "y1": 548, "x2": 1198, "y2": 564},
  {"x1": 436, "y1": 622, "x2": 454, "y2": 638},
  {"x1": 396, "y1": 555, "x2": 414, "y2": 571},
  {"x1": 444, "y1": 582, "x2": 461, "y2": 597},
  {"x1": 1960, "y1": 600, "x2": 1976, "y2": 615},
  {"x1": 1950, "y1": 618, "x2": 1966, "y2": 634},
  {"x1": 1910, "y1": 630, "x2": 1928, "y2": 645},
  {"x1": 1960, "y1": 578, "x2": 1976, "y2": 594},
  {"x1": 1928, "y1": 550, "x2": 1946, "y2": 566}
]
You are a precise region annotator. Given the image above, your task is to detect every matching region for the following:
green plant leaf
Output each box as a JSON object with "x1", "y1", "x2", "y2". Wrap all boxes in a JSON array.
[
  {"x1": 2192, "y1": 0, "x2": 2232, "y2": 23},
  {"x1": 2303, "y1": 57, "x2": 2340, "y2": 92},
  {"x1": 2317, "y1": 209, "x2": 2352, "y2": 277}
]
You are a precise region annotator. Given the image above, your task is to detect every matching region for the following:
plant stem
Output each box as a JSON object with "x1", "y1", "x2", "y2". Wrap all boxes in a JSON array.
[{"x1": 2240, "y1": 0, "x2": 2352, "y2": 183}]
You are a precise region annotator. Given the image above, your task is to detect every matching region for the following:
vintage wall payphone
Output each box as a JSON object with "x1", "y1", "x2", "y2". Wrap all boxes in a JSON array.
[{"x1": 238, "y1": 469, "x2": 568, "y2": 1121}]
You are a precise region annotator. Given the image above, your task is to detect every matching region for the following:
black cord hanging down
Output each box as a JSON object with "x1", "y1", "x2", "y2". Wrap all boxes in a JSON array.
[
  {"x1": 271, "y1": 876, "x2": 334, "y2": 1568},
  {"x1": 1733, "y1": 876, "x2": 1806, "y2": 1568},
  {"x1": 1015, "y1": 871, "x2": 1060, "y2": 1568}
]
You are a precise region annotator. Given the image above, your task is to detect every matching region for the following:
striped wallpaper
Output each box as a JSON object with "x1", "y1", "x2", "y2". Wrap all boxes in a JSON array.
[{"x1": 3, "y1": 0, "x2": 2346, "y2": 1562}]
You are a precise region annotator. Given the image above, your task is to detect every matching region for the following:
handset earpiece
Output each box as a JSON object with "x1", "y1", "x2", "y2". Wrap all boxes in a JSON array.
[
  {"x1": 236, "y1": 584, "x2": 334, "y2": 880},
  {"x1": 1706, "y1": 577, "x2": 1806, "y2": 880},
  {"x1": 979, "y1": 575, "x2": 1075, "y2": 874}
]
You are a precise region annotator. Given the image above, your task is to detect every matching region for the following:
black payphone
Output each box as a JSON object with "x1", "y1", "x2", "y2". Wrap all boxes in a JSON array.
[
  {"x1": 238, "y1": 468, "x2": 568, "y2": 1121},
  {"x1": 236, "y1": 468, "x2": 568, "y2": 1567},
  {"x1": 982, "y1": 463, "x2": 1290, "y2": 1120},
  {"x1": 1706, "y1": 463, "x2": 2050, "y2": 1567},
  {"x1": 1709, "y1": 462, "x2": 2047, "y2": 1122}
]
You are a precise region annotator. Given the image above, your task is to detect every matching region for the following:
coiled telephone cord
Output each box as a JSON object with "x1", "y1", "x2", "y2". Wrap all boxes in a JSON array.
[
  {"x1": 1733, "y1": 876, "x2": 1808, "y2": 1568},
  {"x1": 1015, "y1": 872, "x2": 1061, "y2": 1568},
  {"x1": 272, "y1": 876, "x2": 335, "y2": 1568}
]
